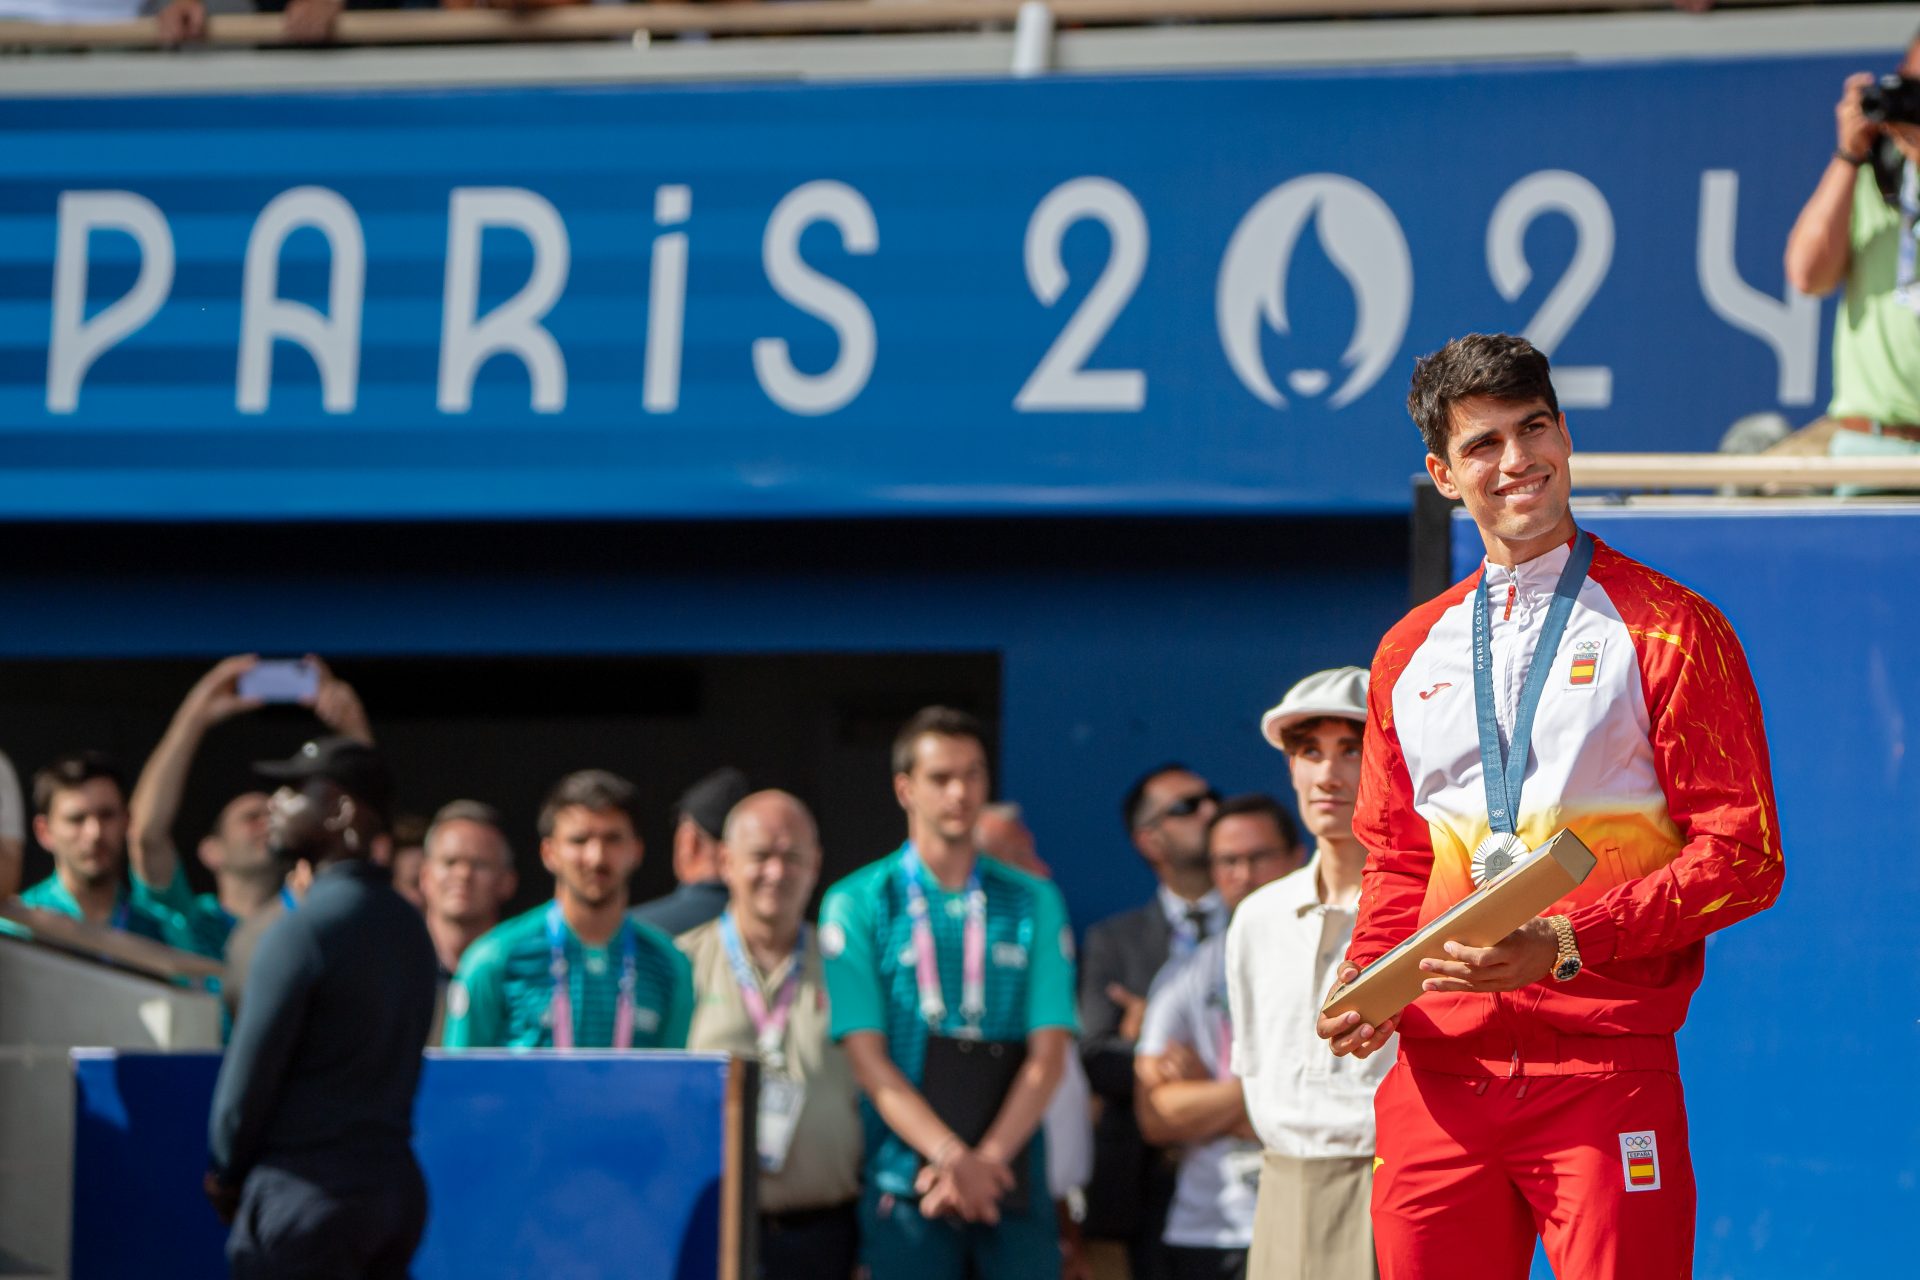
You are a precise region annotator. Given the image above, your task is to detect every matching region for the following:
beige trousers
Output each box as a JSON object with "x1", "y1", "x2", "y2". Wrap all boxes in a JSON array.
[{"x1": 1246, "y1": 1152, "x2": 1376, "y2": 1280}]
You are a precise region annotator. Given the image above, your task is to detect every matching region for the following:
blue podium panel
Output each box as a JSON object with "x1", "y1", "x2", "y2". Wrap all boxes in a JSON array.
[
  {"x1": 70, "y1": 1050, "x2": 735, "y2": 1280},
  {"x1": 1450, "y1": 505, "x2": 1920, "y2": 1278}
]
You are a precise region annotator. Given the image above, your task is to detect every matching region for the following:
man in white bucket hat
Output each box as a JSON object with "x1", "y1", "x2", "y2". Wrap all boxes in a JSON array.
[{"x1": 1226, "y1": 667, "x2": 1391, "y2": 1280}]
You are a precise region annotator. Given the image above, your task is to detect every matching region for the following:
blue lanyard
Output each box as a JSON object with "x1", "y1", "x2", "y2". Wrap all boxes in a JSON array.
[
  {"x1": 1471, "y1": 531, "x2": 1594, "y2": 836},
  {"x1": 279, "y1": 886, "x2": 298, "y2": 914},
  {"x1": 544, "y1": 901, "x2": 639, "y2": 1050},
  {"x1": 109, "y1": 894, "x2": 129, "y2": 932},
  {"x1": 899, "y1": 845, "x2": 987, "y2": 1033}
]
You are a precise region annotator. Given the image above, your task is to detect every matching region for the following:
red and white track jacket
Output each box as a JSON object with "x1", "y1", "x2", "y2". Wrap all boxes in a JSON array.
[{"x1": 1348, "y1": 533, "x2": 1784, "y2": 1071}]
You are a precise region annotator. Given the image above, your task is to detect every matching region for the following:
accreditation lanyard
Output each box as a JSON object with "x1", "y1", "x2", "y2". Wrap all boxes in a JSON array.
[
  {"x1": 899, "y1": 846, "x2": 987, "y2": 1036},
  {"x1": 1471, "y1": 530, "x2": 1594, "y2": 836},
  {"x1": 279, "y1": 886, "x2": 298, "y2": 914},
  {"x1": 109, "y1": 895, "x2": 130, "y2": 931},
  {"x1": 718, "y1": 910, "x2": 809, "y2": 1073},
  {"x1": 545, "y1": 901, "x2": 638, "y2": 1051},
  {"x1": 1209, "y1": 970, "x2": 1234, "y2": 1083}
]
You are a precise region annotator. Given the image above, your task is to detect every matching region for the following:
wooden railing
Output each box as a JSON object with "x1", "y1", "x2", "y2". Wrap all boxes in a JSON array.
[
  {"x1": 1571, "y1": 453, "x2": 1920, "y2": 492},
  {"x1": 0, "y1": 0, "x2": 1815, "y2": 51}
]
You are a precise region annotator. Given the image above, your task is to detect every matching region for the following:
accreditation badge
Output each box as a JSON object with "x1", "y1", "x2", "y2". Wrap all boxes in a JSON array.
[
  {"x1": 1470, "y1": 831, "x2": 1530, "y2": 887},
  {"x1": 757, "y1": 1074, "x2": 807, "y2": 1174},
  {"x1": 1223, "y1": 1142, "x2": 1263, "y2": 1195}
]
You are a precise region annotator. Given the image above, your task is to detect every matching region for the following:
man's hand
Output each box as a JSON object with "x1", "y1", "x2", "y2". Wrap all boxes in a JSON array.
[
  {"x1": 1417, "y1": 917, "x2": 1557, "y2": 994},
  {"x1": 202, "y1": 1169, "x2": 240, "y2": 1224},
  {"x1": 157, "y1": 0, "x2": 207, "y2": 44},
  {"x1": 183, "y1": 655, "x2": 264, "y2": 730},
  {"x1": 1315, "y1": 964, "x2": 1398, "y2": 1059},
  {"x1": 914, "y1": 1147, "x2": 1013, "y2": 1223},
  {"x1": 1838, "y1": 71, "x2": 1879, "y2": 160},
  {"x1": 1145, "y1": 1040, "x2": 1209, "y2": 1086},
  {"x1": 304, "y1": 657, "x2": 373, "y2": 745},
  {"x1": 1106, "y1": 982, "x2": 1146, "y2": 1042},
  {"x1": 281, "y1": 0, "x2": 343, "y2": 44}
]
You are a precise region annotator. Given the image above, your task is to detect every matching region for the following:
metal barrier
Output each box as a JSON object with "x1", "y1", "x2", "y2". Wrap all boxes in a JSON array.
[{"x1": 0, "y1": 0, "x2": 1812, "y2": 51}]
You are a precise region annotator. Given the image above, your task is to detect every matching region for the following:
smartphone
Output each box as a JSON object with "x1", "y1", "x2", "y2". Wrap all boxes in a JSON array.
[{"x1": 238, "y1": 659, "x2": 320, "y2": 705}]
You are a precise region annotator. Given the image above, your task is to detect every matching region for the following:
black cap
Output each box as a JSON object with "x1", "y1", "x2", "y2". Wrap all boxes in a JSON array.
[
  {"x1": 673, "y1": 766, "x2": 750, "y2": 840},
  {"x1": 254, "y1": 736, "x2": 394, "y2": 822}
]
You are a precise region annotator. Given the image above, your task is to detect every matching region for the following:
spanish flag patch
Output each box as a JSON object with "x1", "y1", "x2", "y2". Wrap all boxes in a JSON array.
[
  {"x1": 1619, "y1": 1130, "x2": 1661, "y2": 1192},
  {"x1": 1569, "y1": 639, "x2": 1602, "y2": 687}
]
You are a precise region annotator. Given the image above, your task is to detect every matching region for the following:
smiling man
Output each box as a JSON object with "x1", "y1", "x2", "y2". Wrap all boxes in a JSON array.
[
  {"x1": 444, "y1": 770, "x2": 691, "y2": 1051},
  {"x1": 1317, "y1": 334, "x2": 1784, "y2": 1280}
]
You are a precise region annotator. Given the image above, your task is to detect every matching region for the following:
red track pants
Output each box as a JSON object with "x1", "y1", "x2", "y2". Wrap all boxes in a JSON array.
[{"x1": 1370, "y1": 1059, "x2": 1695, "y2": 1280}]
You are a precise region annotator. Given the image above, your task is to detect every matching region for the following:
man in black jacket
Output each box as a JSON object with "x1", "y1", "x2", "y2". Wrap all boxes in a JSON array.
[
  {"x1": 205, "y1": 737, "x2": 438, "y2": 1280},
  {"x1": 1079, "y1": 764, "x2": 1224, "y2": 1280}
]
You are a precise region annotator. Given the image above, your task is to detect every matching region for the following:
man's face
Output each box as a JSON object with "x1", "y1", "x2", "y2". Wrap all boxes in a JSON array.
[
  {"x1": 36, "y1": 779, "x2": 128, "y2": 888},
  {"x1": 422, "y1": 820, "x2": 516, "y2": 929},
  {"x1": 1133, "y1": 770, "x2": 1219, "y2": 875},
  {"x1": 1286, "y1": 718, "x2": 1365, "y2": 847},
  {"x1": 893, "y1": 734, "x2": 989, "y2": 846},
  {"x1": 976, "y1": 811, "x2": 1047, "y2": 878},
  {"x1": 206, "y1": 792, "x2": 273, "y2": 876},
  {"x1": 720, "y1": 802, "x2": 821, "y2": 934},
  {"x1": 1207, "y1": 813, "x2": 1300, "y2": 912},
  {"x1": 390, "y1": 845, "x2": 425, "y2": 910},
  {"x1": 266, "y1": 777, "x2": 343, "y2": 866},
  {"x1": 1425, "y1": 396, "x2": 1573, "y2": 556},
  {"x1": 541, "y1": 805, "x2": 642, "y2": 911}
]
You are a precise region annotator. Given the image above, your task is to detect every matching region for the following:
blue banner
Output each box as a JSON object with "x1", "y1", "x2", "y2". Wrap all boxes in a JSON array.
[{"x1": 0, "y1": 54, "x2": 1859, "y2": 518}]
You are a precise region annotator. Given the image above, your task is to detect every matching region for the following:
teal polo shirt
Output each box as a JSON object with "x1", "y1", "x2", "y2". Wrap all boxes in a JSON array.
[
  {"x1": 442, "y1": 903, "x2": 693, "y2": 1050},
  {"x1": 17, "y1": 872, "x2": 212, "y2": 956},
  {"x1": 129, "y1": 866, "x2": 236, "y2": 959},
  {"x1": 820, "y1": 844, "x2": 1078, "y2": 1195}
]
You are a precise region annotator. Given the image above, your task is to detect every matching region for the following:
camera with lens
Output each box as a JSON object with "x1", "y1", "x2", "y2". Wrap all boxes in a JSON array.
[{"x1": 1860, "y1": 75, "x2": 1920, "y2": 126}]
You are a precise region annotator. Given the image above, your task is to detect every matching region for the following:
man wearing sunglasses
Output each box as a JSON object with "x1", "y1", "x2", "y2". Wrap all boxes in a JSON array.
[{"x1": 1078, "y1": 765, "x2": 1224, "y2": 1280}]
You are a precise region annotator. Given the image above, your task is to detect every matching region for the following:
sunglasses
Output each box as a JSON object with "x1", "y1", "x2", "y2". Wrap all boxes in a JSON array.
[{"x1": 1144, "y1": 789, "x2": 1221, "y2": 827}]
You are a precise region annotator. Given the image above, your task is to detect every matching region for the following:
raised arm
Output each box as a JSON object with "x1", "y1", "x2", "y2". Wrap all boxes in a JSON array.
[
  {"x1": 1785, "y1": 73, "x2": 1877, "y2": 297},
  {"x1": 130, "y1": 656, "x2": 262, "y2": 897}
]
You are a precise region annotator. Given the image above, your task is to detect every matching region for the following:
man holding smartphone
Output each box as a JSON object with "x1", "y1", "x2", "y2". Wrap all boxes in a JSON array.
[{"x1": 130, "y1": 655, "x2": 373, "y2": 958}]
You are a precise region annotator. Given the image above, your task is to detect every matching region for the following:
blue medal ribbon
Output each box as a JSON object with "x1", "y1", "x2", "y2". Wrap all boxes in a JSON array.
[{"x1": 1471, "y1": 530, "x2": 1594, "y2": 837}]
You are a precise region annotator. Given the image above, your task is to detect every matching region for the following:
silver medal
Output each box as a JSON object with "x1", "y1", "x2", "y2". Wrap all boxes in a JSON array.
[{"x1": 1470, "y1": 831, "x2": 1529, "y2": 886}]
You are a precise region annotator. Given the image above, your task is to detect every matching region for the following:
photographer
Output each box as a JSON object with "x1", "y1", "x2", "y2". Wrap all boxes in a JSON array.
[{"x1": 1785, "y1": 33, "x2": 1920, "y2": 463}]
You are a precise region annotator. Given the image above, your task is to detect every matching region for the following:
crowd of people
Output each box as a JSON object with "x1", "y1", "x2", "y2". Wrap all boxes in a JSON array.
[
  {"x1": 0, "y1": 641, "x2": 1384, "y2": 1280},
  {"x1": 3, "y1": 327, "x2": 1792, "y2": 1280}
]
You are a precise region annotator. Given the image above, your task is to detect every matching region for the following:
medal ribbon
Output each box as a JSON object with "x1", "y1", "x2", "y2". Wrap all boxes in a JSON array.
[
  {"x1": 899, "y1": 845, "x2": 986, "y2": 1034},
  {"x1": 718, "y1": 910, "x2": 809, "y2": 1067},
  {"x1": 1471, "y1": 530, "x2": 1594, "y2": 836},
  {"x1": 546, "y1": 901, "x2": 638, "y2": 1051}
]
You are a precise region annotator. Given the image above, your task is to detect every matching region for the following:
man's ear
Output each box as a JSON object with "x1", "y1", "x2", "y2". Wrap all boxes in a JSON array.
[
  {"x1": 892, "y1": 772, "x2": 914, "y2": 814},
  {"x1": 198, "y1": 835, "x2": 225, "y2": 873},
  {"x1": 31, "y1": 814, "x2": 51, "y2": 856},
  {"x1": 1425, "y1": 450, "x2": 1461, "y2": 501},
  {"x1": 496, "y1": 867, "x2": 519, "y2": 906}
]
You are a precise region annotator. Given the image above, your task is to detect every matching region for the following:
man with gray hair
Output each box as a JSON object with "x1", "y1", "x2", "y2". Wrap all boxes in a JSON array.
[
  {"x1": 419, "y1": 800, "x2": 518, "y2": 979},
  {"x1": 680, "y1": 790, "x2": 863, "y2": 1280}
]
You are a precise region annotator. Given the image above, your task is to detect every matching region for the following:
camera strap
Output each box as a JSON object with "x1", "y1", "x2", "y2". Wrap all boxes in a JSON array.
[{"x1": 1898, "y1": 161, "x2": 1920, "y2": 313}]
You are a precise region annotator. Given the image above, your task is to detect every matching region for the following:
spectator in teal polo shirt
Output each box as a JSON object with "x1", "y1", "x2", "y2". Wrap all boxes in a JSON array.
[
  {"x1": 16, "y1": 752, "x2": 213, "y2": 956},
  {"x1": 821, "y1": 706, "x2": 1078, "y2": 1280},
  {"x1": 444, "y1": 769, "x2": 692, "y2": 1050}
]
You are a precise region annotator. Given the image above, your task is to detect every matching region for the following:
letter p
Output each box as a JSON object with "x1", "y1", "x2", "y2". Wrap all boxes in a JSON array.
[{"x1": 47, "y1": 191, "x2": 175, "y2": 414}]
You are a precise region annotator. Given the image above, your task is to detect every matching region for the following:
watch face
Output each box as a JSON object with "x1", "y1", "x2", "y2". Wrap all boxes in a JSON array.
[{"x1": 1554, "y1": 957, "x2": 1582, "y2": 982}]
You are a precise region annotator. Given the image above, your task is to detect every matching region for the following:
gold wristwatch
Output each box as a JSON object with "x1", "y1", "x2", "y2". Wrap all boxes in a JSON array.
[{"x1": 1546, "y1": 914, "x2": 1581, "y2": 981}]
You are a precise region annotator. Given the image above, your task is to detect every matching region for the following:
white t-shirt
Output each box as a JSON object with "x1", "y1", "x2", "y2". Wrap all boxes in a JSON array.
[
  {"x1": 1138, "y1": 934, "x2": 1260, "y2": 1248},
  {"x1": 1225, "y1": 862, "x2": 1393, "y2": 1159},
  {"x1": 0, "y1": 750, "x2": 22, "y2": 843},
  {"x1": 1043, "y1": 1045, "x2": 1093, "y2": 1198}
]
